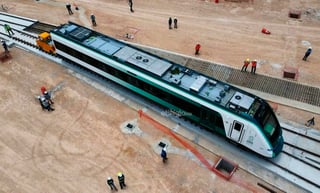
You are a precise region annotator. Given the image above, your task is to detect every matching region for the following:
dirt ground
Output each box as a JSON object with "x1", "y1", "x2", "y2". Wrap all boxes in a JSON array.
[{"x1": 1, "y1": 0, "x2": 320, "y2": 193}]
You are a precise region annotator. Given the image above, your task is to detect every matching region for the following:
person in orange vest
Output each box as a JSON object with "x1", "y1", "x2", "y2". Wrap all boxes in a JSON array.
[
  {"x1": 241, "y1": 58, "x2": 250, "y2": 72},
  {"x1": 251, "y1": 59, "x2": 257, "y2": 74},
  {"x1": 195, "y1": 43, "x2": 201, "y2": 55}
]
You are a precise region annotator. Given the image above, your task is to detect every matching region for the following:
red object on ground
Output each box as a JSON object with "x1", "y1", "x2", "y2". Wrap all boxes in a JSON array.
[
  {"x1": 41, "y1": 86, "x2": 47, "y2": 95},
  {"x1": 215, "y1": 0, "x2": 219, "y2": 3},
  {"x1": 261, "y1": 27, "x2": 271, "y2": 34}
]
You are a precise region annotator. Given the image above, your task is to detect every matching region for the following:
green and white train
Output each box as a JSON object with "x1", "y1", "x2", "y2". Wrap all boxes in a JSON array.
[{"x1": 50, "y1": 22, "x2": 283, "y2": 158}]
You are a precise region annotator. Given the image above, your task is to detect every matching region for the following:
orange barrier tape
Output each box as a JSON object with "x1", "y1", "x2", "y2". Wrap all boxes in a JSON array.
[
  {"x1": 138, "y1": 109, "x2": 260, "y2": 193},
  {"x1": 138, "y1": 110, "x2": 212, "y2": 169}
]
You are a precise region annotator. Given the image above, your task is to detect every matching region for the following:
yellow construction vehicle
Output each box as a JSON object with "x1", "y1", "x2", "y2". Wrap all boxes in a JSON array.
[{"x1": 36, "y1": 32, "x2": 55, "y2": 54}]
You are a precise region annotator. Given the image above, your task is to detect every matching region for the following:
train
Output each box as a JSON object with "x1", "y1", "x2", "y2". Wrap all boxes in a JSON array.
[{"x1": 45, "y1": 21, "x2": 283, "y2": 158}]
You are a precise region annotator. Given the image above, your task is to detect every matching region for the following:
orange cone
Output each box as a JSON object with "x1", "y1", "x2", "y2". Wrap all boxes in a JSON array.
[{"x1": 261, "y1": 27, "x2": 271, "y2": 35}]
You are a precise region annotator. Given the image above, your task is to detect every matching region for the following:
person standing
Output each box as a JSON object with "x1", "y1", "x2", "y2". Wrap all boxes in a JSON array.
[
  {"x1": 90, "y1": 14, "x2": 97, "y2": 26},
  {"x1": 106, "y1": 177, "x2": 118, "y2": 191},
  {"x1": 117, "y1": 172, "x2": 126, "y2": 189},
  {"x1": 161, "y1": 147, "x2": 168, "y2": 163},
  {"x1": 66, "y1": 3, "x2": 73, "y2": 15},
  {"x1": 173, "y1": 17, "x2": 178, "y2": 29},
  {"x1": 4, "y1": 24, "x2": 14, "y2": 36},
  {"x1": 2, "y1": 40, "x2": 9, "y2": 53},
  {"x1": 302, "y1": 47, "x2": 312, "y2": 61},
  {"x1": 251, "y1": 59, "x2": 257, "y2": 74},
  {"x1": 195, "y1": 43, "x2": 201, "y2": 55},
  {"x1": 128, "y1": 0, "x2": 134, "y2": 13},
  {"x1": 241, "y1": 58, "x2": 250, "y2": 72},
  {"x1": 168, "y1": 17, "x2": 172, "y2": 29}
]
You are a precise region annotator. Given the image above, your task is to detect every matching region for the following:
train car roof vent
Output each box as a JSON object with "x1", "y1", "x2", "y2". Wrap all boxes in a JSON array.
[
  {"x1": 229, "y1": 92, "x2": 254, "y2": 110},
  {"x1": 69, "y1": 27, "x2": 91, "y2": 41},
  {"x1": 190, "y1": 75, "x2": 207, "y2": 93}
]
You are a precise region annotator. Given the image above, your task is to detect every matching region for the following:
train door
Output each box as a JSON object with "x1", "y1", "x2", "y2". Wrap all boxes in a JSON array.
[{"x1": 229, "y1": 120, "x2": 244, "y2": 142}]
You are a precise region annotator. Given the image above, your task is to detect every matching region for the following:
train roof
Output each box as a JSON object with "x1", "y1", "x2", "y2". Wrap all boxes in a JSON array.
[{"x1": 52, "y1": 22, "x2": 260, "y2": 116}]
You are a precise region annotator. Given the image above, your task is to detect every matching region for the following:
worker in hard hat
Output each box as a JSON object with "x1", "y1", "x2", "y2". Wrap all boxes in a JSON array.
[
  {"x1": 44, "y1": 90, "x2": 54, "y2": 105},
  {"x1": 161, "y1": 147, "x2": 168, "y2": 163},
  {"x1": 106, "y1": 177, "x2": 118, "y2": 191},
  {"x1": 117, "y1": 172, "x2": 126, "y2": 189},
  {"x1": 251, "y1": 59, "x2": 257, "y2": 74},
  {"x1": 241, "y1": 58, "x2": 250, "y2": 72}
]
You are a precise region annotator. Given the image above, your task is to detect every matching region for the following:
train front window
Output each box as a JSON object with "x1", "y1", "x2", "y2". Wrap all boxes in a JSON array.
[{"x1": 253, "y1": 100, "x2": 280, "y2": 143}]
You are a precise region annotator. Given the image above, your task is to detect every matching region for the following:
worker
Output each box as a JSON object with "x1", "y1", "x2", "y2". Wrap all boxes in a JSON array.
[
  {"x1": 241, "y1": 58, "x2": 250, "y2": 72},
  {"x1": 44, "y1": 91, "x2": 54, "y2": 105},
  {"x1": 173, "y1": 17, "x2": 178, "y2": 29},
  {"x1": 302, "y1": 47, "x2": 312, "y2": 61},
  {"x1": 4, "y1": 24, "x2": 14, "y2": 36},
  {"x1": 306, "y1": 117, "x2": 315, "y2": 127},
  {"x1": 195, "y1": 43, "x2": 201, "y2": 55},
  {"x1": 128, "y1": 0, "x2": 134, "y2": 13},
  {"x1": 66, "y1": 3, "x2": 73, "y2": 15},
  {"x1": 251, "y1": 59, "x2": 257, "y2": 74},
  {"x1": 106, "y1": 177, "x2": 118, "y2": 191},
  {"x1": 168, "y1": 17, "x2": 172, "y2": 29},
  {"x1": 161, "y1": 147, "x2": 168, "y2": 163},
  {"x1": 1, "y1": 40, "x2": 9, "y2": 53},
  {"x1": 117, "y1": 172, "x2": 126, "y2": 189},
  {"x1": 38, "y1": 96, "x2": 55, "y2": 111},
  {"x1": 90, "y1": 14, "x2": 97, "y2": 26}
]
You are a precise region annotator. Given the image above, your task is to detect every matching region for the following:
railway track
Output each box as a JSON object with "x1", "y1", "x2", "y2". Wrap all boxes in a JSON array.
[
  {"x1": 1, "y1": 12, "x2": 319, "y2": 193},
  {"x1": 266, "y1": 126, "x2": 320, "y2": 192},
  {"x1": 0, "y1": 11, "x2": 57, "y2": 55}
]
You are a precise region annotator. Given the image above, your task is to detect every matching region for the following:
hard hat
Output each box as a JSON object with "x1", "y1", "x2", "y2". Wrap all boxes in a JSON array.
[
  {"x1": 44, "y1": 91, "x2": 48, "y2": 94},
  {"x1": 309, "y1": 47, "x2": 312, "y2": 49},
  {"x1": 117, "y1": 172, "x2": 122, "y2": 177},
  {"x1": 254, "y1": 59, "x2": 257, "y2": 62},
  {"x1": 246, "y1": 58, "x2": 250, "y2": 61},
  {"x1": 107, "y1": 177, "x2": 112, "y2": 180},
  {"x1": 163, "y1": 147, "x2": 166, "y2": 151}
]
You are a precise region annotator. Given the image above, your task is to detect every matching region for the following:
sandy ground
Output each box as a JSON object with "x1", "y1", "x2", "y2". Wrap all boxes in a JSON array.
[{"x1": 1, "y1": 0, "x2": 320, "y2": 193}]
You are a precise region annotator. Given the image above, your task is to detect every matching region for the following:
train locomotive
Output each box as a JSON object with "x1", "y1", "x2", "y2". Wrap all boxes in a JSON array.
[{"x1": 49, "y1": 22, "x2": 283, "y2": 158}]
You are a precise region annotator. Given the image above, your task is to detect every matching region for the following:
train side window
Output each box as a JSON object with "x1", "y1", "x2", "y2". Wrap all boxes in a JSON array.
[{"x1": 233, "y1": 122, "x2": 242, "y2": 131}]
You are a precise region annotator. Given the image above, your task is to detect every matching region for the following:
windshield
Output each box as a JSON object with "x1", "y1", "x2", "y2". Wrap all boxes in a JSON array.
[{"x1": 252, "y1": 100, "x2": 281, "y2": 145}]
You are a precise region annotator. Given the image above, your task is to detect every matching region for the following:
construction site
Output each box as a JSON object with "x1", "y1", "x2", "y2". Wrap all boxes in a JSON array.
[{"x1": 0, "y1": 0, "x2": 320, "y2": 193}]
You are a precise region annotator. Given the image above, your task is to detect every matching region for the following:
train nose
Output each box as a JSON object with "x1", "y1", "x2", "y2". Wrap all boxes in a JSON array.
[{"x1": 272, "y1": 136, "x2": 284, "y2": 157}]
